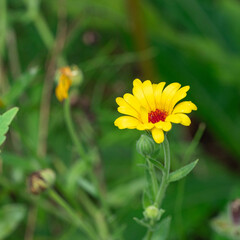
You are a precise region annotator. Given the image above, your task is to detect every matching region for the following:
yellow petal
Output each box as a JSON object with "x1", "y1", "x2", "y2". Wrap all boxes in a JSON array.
[
  {"x1": 142, "y1": 80, "x2": 155, "y2": 111},
  {"x1": 155, "y1": 121, "x2": 172, "y2": 132},
  {"x1": 114, "y1": 116, "x2": 140, "y2": 129},
  {"x1": 166, "y1": 114, "x2": 191, "y2": 126},
  {"x1": 132, "y1": 79, "x2": 150, "y2": 111},
  {"x1": 116, "y1": 97, "x2": 140, "y2": 118},
  {"x1": 123, "y1": 93, "x2": 141, "y2": 112},
  {"x1": 165, "y1": 114, "x2": 182, "y2": 123},
  {"x1": 172, "y1": 101, "x2": 197, "y2": 114},
  {"x1": 55, "y1": 82, "x2": 68, "y2": 102},
  {"x1": 133, "y1": 78, "x2": 142, "y2": 86},
  {"x1": 168, "y1": 86, "x2": 190, "y2": 113},
  {"x1": 151, "y1": 127, "x2": 164, "y2": 144},
  {"x1": 177, "y1": 114, "x2": 191, "y2": 126},
  {"x1": 154, "y1": 82, "x2": 166, "y2": 109},
  {"x1": 116, "y1": 97, "x2": 124, "y2": 106},
  {"x1": 117, "y1": 106, "x2": 139, "y2": 118},
  {"x1": 152, "y1": 84, "x2": 157, "y2": 93},
  {"x1": 160, "y1": 82, "x2": 181, "y2": 111},
  {"x1": 139, "y1": 107, "x2": 148, "y2": 123},
  {"x1": 137, "y1": 123, "x2": 154, "y2": 130}
]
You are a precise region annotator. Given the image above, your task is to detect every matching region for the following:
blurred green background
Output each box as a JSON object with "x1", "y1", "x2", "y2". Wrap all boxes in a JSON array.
[{"x1": 1, "y1": 0, "x2": 240, "y2": 239}]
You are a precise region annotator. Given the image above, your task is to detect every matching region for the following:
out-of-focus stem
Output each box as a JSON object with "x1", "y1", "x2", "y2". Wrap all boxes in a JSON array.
[
  {"x1": 0, "y1": 0, "x2": 7, "y2": 56},
  {"x1": 24, "y1": 205, "x2": 37, "y2": 240},
  {"x1": 126, "y1": 0, "x2": 156, "y2": 80},
  {"x1": 49, "y1": 189, "x2": 97, "y2": 240},
  {"x1": 63, "y1": 97, "x2": 87, "y2": 158},
  {"x1": 37, "y1": 5, "x2": 67, "y2": 157}
]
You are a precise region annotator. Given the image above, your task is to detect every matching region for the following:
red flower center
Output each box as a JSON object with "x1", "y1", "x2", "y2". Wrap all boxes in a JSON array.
[{"x1": 148, "y1": 109, "x2": 168, "y2": 124}]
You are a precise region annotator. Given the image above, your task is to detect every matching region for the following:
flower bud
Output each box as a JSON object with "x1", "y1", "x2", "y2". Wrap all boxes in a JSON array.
[
  {"x1": 70, "y1": 65, "x2": 83, "y2": 87},
  {"x1": 143, "y1": 205, "x2": 164, "y2": 221},
  {"x1": 231, "y1": 199, "x2": 240, "y2": 225},
  {"x1": 28, "y1": 169, "x2": 56, "y2": 195},
  {"x1": 136, "y1": 134, "x2": 155, "y2": 157}
]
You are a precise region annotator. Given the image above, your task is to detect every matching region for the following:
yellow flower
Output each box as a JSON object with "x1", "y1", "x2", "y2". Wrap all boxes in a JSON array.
[
  {"x1": 114, "y1": 79, "x2": 197, "y2": 143},
  {"x1": 55, "y1": 67, "x2": 73, "y2": 102}
]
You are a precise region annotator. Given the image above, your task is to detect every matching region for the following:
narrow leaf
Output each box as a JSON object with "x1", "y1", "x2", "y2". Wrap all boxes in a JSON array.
[
  {"x1": 133, "y1": 217, "x2": 150, "y2": 228},
  {"x1": 168, "y1": 159, "x2": 199, "y2": 183},
  {"x1": 2, "y1": 68, "x2": 38, "y2": 105},
  {"x1": 0, "y1": 107, "x2": 19, "y2": 147},
  {"x1": 148, "y1": 158, "x2": 165, "y2": 172}
]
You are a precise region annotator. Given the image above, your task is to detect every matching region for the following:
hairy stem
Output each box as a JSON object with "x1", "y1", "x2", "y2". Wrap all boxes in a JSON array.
[{"x1": 154, "y1": 136, "x2": 170, "y2": 207}]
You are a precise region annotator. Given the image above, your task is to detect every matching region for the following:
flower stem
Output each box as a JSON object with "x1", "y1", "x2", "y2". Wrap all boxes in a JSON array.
[
  {"x1": 154, "y1": 135, "x2": 170, "y2": 207},
  {"x1": 63, "y1": 97, "x2": 87, "y2": 159},
  {"x1": 144, "y1": 135, "x2": 171, "y2": 240},
  {"x1": 48, "y1": 189, "x2": 97, "y2": 240},
  {"x1": 145, "y1": 229, "x2": 153, "y2": 240}
]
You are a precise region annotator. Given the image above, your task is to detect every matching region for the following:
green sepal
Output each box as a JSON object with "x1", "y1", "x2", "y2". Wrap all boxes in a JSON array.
[{"x1": 168, "y1": 159, "x2": 199, "y2": 183}]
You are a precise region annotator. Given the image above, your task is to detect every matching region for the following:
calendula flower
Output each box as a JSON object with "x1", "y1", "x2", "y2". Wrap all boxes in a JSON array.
[
  {"x1": 55, "y1": 67, "x2": 73, "y2": 102},
  {"x1": 114, "y1": 79, "x2": 197, "y2": 143},
  {"x1": 55, "y1": 66, "x2": 83, "y2": 102}
]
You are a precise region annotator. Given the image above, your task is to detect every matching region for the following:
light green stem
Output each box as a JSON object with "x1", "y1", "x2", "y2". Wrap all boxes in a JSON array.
[
  {"x1": 145, "y1": 135, "x2": 171, "y2": 240},
  {"x1": 146, "y1": 158, "x2": 158, "y2": 197},
  {"x1": 154, "y1": 136, "x2": 170, "y2": 207},
  {"x1": 145, "y1": 230, "x2": 153, "y2": 240},
  {"x1": 49, "y1": 189, "x2": 97, "y2": 240},
  {"x1": 63, "y1": 97, "x2": 87, "y2": 159}
]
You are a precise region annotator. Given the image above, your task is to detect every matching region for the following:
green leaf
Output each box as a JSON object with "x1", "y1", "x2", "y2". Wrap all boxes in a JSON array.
[
  {"x1": 148, "y1": 158, "x2": 165, "y2": 172},
  {"x1": 2, "y1": 68, "x2": 38, "y2": 105},
  {"x1": 168, "y1": 159, "x2": 199, "y2": 183},
  {"x1": 0, "y1": 107, "x2": 19, "y2": 147},
  {"x1": 152, "y1": 217, "x2": 171, "y2": 240},
  {"x1": 0, "y1": 204, "x2": 26, "y2": 239},
  {"x1": 66, "y1": 160, "x2": 89, "y2": 194},
  {"x1": 0, "y1": 152, "x2": 38, "y2": 171}
]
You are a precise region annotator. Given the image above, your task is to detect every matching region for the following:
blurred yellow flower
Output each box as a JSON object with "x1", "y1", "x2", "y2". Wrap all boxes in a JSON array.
[
  {"x1": 55, "y1": 67, "x2": 73, "y2": 102},
  {"x1": 114, "y1": 79, "x2": 197, "y2": 143}
]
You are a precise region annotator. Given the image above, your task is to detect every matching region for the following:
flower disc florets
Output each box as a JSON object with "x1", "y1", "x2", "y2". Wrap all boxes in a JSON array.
[{"x1": 114, "y1": 79, "x2": 197, "y2": 143}]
